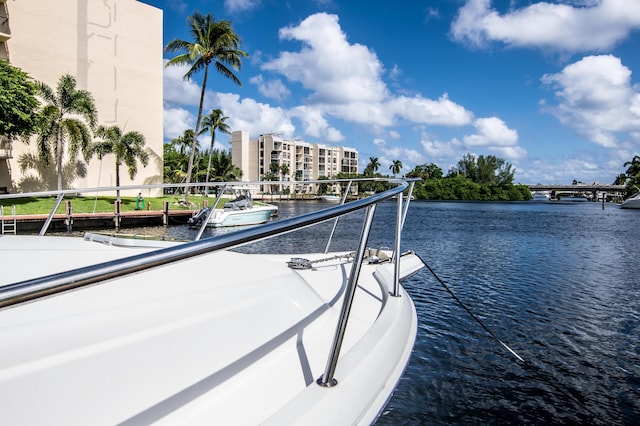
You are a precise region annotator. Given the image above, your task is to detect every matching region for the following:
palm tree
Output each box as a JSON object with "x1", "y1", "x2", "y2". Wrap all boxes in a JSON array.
[
  {"x1": 390, "y1": 160, "x2": 403, "y2": 177},
  {"x1": 90, "y1": 125, "x2": 149, "y2": 202},
  {"x1": 34, "y1": 74, "x2": 97, "y2": 190},
  {"x1": 364, "y1": 156, "x2": 380, "y2": 176},
  {"x1": 164, "y1": 12, "x2": 248, "y2": 202},
  {"x1": 171, "y1": 129, "x2": 197, "y2": 156},
  {"x1": 201, "y1": 108, "x2": 231, "y2": 184},
  {"x1": 208, "y1": 149, "x2": 242, "y2": 182}
]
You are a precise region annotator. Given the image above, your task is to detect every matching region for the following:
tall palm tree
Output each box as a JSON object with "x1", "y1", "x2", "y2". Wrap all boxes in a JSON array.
[
  {"x1": 365, "y1": 156, "x2": 380, "y2": 176},
  {"x1": 164, "y1": 12, "x2": 248, "y2": 202},
  {"x1": 35, "y1": 74, "x2": 97, "y2": 190},
  {"x1": 390, "y1": 160, "x2": 403, "y2": 177},
  {"x1": 90, "y1": 125, "x2": 149, "y2": 202},
  {"x1": 201, "y1": 108, "x2": 231, "y2": 184}
]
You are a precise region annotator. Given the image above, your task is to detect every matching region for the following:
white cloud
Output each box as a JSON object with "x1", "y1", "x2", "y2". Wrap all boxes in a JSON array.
[
  {"x1": 216, "y1": 93, "x2": 296, "y2": 138},
  {"x1": 250, "y1": 75, "x2": 291, "y2": 101},
  {"x1": 289, "y1": 105, "x2": 344, "y2": 142},
  {"x1": 224, "y1": 0, "x2": 261, "y2": 14},
  {"x1": 541, "y1": 54, "x2": 640, "y2": 148},
  {"x1": 389, "y1": 94, "x2": 474, "y2": 126},
  {"x1": 464, "y1": 117, "x2": 518, "y2": 147},
  {"x1": 451, "y1": 0, "x2": 640, "y2": 52},
  {"x1": 163, "y1": 106, "x2": 194, "y2": 141},
  {"x1": 262, "y1": 13, "x2": 388, "y2": 104},
  {"x1": 163, "y1": 61, "x2": 201, "y2": 106},
  {"x1": 420, "y1": 134, "x2": 464, "y2": 159}
]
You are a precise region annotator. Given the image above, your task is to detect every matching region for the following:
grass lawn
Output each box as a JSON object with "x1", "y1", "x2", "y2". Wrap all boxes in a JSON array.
[{"x1": 0, "y1": 194, "x2": 213, "y2": 216}]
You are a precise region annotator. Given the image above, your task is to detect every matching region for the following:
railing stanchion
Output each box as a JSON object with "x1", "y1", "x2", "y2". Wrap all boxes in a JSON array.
[
  {"x1": 318, "y1": 204, "x2": 377, "y2": 387},
  {"x1": 195, "y1": 184, "x2": 227, "y2": 241},
  {"x1": 391, "y1": 188, "x2": 403, "y2": 297},
  {"x1": 39, "y1": 193, "x2": 65, "y2": 236},
  {"x1": 324, "y1": 180, "x2": 353, "y2": 253}
]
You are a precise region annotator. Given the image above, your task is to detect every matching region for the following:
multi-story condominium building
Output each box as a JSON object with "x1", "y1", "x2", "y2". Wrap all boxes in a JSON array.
[
  {"x1": 230, "y1": 131, "x2": 359, "y2": 194},
  {"x1": 0, "y1": 0, "x2": 163, "y2": 195}
]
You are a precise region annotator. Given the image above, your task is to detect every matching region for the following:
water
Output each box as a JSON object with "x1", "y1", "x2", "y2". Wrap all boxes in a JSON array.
[
  {"x1": 64, "y1": 200, "x2": 640, "y2": 424},
  {"x1": 378, "y1": 201, "x2": 640, "y2": 425}
]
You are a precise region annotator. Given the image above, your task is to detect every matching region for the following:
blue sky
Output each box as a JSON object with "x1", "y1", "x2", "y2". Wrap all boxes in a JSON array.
[{"x1": 141, "y1": 0, "x2": 640, "y2": 184}]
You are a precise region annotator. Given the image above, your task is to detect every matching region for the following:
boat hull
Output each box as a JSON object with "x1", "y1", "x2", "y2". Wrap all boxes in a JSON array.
[
  {"x1": 208, "y1": 205, "x2": 278, "y2": 227},
  {"x1": 0, "y1": 235, "x2": 422, "y2": 425},
  {"x1": 621, "y1": 194, "x2": 640, "y2": 209}
]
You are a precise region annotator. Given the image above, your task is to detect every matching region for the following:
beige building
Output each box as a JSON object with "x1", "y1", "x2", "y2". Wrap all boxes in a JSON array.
[
  {"x1": 230, "y1": 130, "x2": 359, "y2": 194},
  {"x1": 0, "y1": 0, "x2": 163, "y2": 196}
]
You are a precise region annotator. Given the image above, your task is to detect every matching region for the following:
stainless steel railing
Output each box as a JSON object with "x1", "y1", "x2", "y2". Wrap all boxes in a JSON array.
[
  {"x1": 0, "y1": 178, "x2": 417, "y2": 309},
  {"x1": 1, "y1": 177, "x2": 420, "y2": 389}
]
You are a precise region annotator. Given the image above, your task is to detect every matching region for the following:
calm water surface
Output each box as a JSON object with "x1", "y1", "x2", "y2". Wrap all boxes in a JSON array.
[{"x1": 75, "y1": 200, "x2": 640, "y2": 424}]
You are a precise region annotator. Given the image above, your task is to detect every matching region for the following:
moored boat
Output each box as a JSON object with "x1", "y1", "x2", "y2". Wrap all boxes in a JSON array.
[
  {"x1": 0, "y1": 178, "x2": 423, "y2": 425},
  {"x1": 188, "y1": 186, "x2": 278, "y2": 228},
  {"x1": 621, "y1": 192, "x2": 640, "y2": 209},
  {"x1": 530, "y1": 191, "x2": 550, "y2": 202},
  {"x1": 318, "y1": 193, "x2": 342, "y2": 202}
]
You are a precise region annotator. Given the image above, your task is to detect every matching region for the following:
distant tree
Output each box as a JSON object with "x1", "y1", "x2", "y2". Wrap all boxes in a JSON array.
[
  {"x1": 33, "y1": 74, "x2": 97, "y2": 190},
  {"x1": 200, "y1": 108, "x2": 231, "y2": 184},
  {"x1": 280, "y1": 163, "x2": 290, "y2": 180},
  {"x1": 364, "y1": 156, "x2": 380, "y2": 176},
  {"x1": 207, "y1": 149, "x2": 242, "y2": 181},
  {"x1": 165, "y1": 12, "x2": 248, "y2": 201},
  {"x1": 171, "y1": 129, "x2": 199, "y2": 157},
  {"x1": 454, "y1": 153, "x2": 515, "y2": 187},
  {"x1": 90, "y1": 124, "x2": 149, "y2": 202},
  {"x1": 406, "y1": 163, "x2": 443, "y2": 180},
  {"x1": 389, "y1": 159, "x2": 403, "y2": 177},
  {"x1": 0, "y1": 61, "x2": 39, "y2": 139},
  {"x1": 622, "y1": 155, "x2": 640, "y2": 196}
]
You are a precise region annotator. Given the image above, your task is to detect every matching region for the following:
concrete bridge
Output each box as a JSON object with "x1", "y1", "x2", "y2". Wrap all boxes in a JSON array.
[
  {"x1": 527, "y1": 184, "x2": 625, "y2": 192},
  {"x1": 526, "y1": 184, "x2": 625, "y2": 201}
]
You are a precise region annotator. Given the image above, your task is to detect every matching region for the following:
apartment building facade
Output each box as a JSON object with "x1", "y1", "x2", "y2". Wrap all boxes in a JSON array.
[
  {"x1": 230, "y1": 131, "x2": 359, "y2": 194},
  {"x1": 0, "y1": 0, "x2": 163, "y2": 195}
]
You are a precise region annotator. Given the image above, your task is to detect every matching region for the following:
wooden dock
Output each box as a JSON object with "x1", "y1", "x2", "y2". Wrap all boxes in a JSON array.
[{"x1": 0, "y1": 209, "x2": 197, "y2": 234}]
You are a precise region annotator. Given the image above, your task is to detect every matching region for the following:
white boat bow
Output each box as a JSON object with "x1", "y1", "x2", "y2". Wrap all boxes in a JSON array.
[{"x1": 0, "y1": 178, "x2": 423, "y2": 425}]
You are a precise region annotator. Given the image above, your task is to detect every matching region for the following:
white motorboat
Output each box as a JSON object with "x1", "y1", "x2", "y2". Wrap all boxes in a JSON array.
[
  {"x1": 0, "y1": 178, "x2": 423, "y2": 425},
  {"x1": 318, "y1": 194, "x2": 342, "y2": 202},
  {"x1": 188, "y1": 187, "x2": 278, "y2": 228},
  {"x1": 530, "y1": 191, "x2": 550, "y2": 202},
  {"x1": 621, "y1": 192, "x2": 640, "y2": 209}
]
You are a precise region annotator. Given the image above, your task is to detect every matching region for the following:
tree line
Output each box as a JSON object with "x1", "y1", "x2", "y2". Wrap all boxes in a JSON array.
[{"x1": 345, "y1": 154, "x2": 530, "y2": 201}]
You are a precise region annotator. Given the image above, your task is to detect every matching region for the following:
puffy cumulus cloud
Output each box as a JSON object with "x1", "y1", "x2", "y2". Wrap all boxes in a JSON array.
[
  {"x1": 371, "y1": 138, "x2": 426, "y2": 172},
  {"x1": 262, "y1": 13, "x2": 388, "y2": 104},
  {"x1": 289, "y1": 105, "x2": 344, "y2": 142},
  {"x1": 163, "y1": 61, "x2": 202, "y2": 106},
  {"x1": 250, "y1": 75, "x2": 291, "y2": 101},
  {"x1": 541, "y1": 55, "x2": 640, "y2": 148},
  {"x1": 224, "y1": 0, "x2": 261, "y2": 14},
  {"x1": 216, "y1": 93, "x2": 296, "y2": 138},
  {"x1": 389, "y1": 94, "x2": 474, "y2": 126},
  {"x1": 451, "y1": 0, "x2": 640, "y2": 52},
  {"x1": 163, "y1": 106, "x2": 194, "y2": 141},
  {"x1": 462, "y1": 117, "x2": 526, "y2": 160},
  {"x1": 464, "y1": 117, "x2": 518, "y2": 147},
  {"x1": 253, "y1": 12, "x2": 488, "y2": 140},
  {"x1": 420, "y1": 133, "x2": 464, "y2": 159}
]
